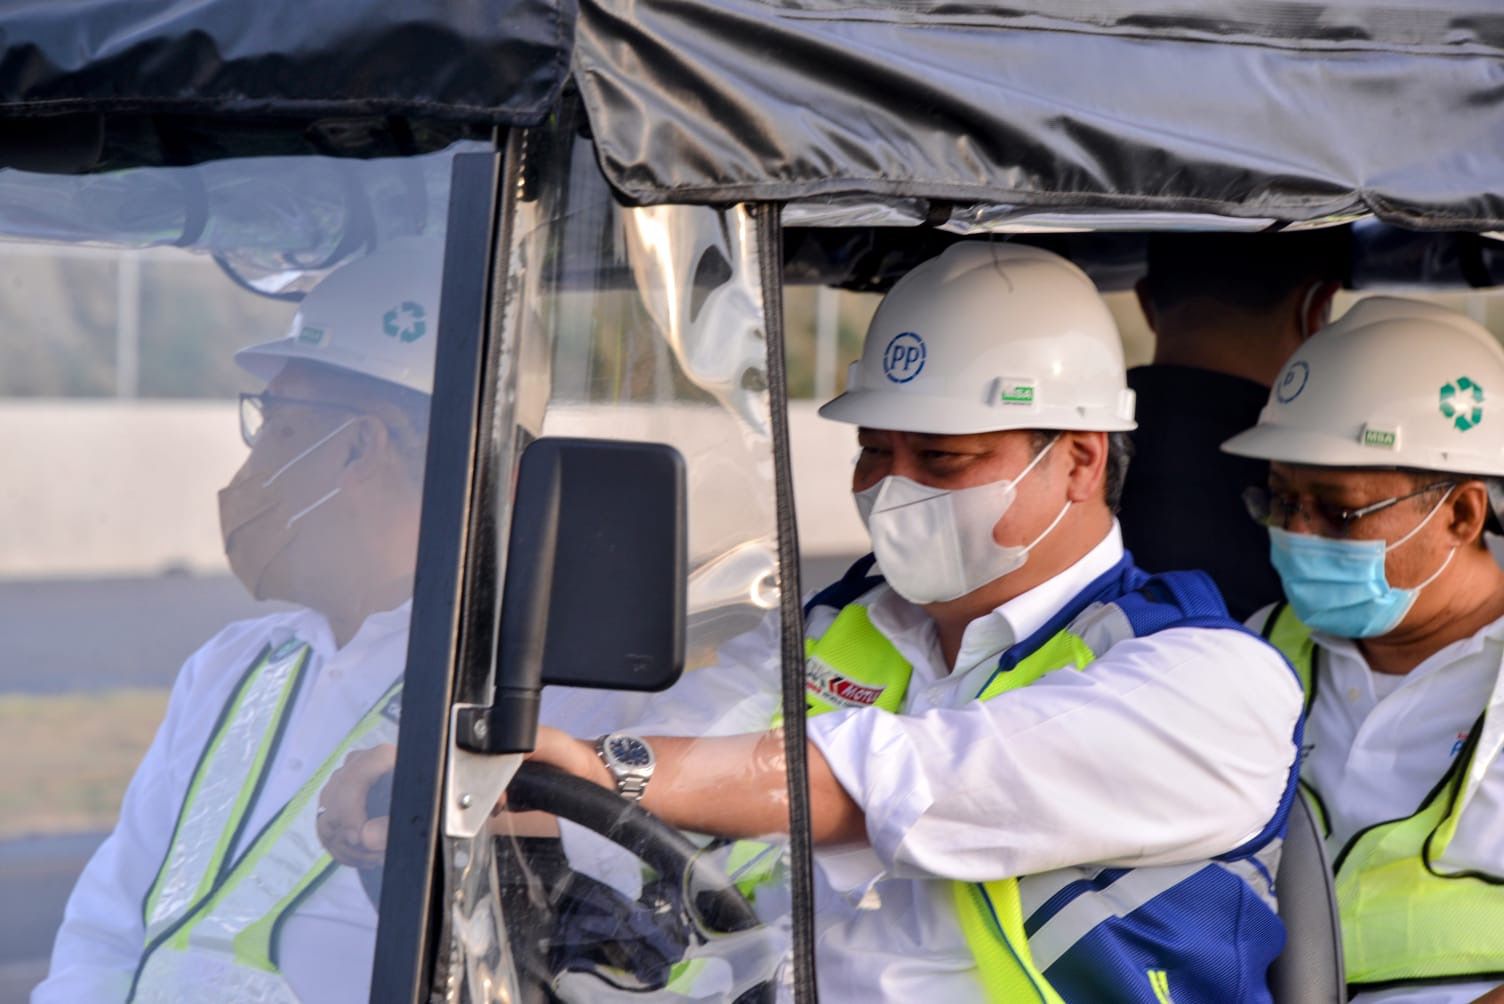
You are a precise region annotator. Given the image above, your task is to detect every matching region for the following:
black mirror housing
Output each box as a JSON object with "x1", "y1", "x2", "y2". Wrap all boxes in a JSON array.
[
  {"x1": 509, "y1": 436, "x2": 686, "y2": 692},
  {"x1": 458, "y1": 437, "x2": 687, "y2": 755}
]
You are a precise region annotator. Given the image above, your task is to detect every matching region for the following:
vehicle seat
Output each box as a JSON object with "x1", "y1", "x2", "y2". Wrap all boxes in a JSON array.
[{"x1": 1269, "y1": 791, "x2": 1345, "y2": 1004}]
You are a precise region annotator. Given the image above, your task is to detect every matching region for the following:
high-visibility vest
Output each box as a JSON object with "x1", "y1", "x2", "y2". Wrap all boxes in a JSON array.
[
  {"x1": 128, "y1": 637, "x2": 403, "y2": 1004},
  {"x1": 1262, "y1": 603, "x2": 1504, "y2": 992},
  {"x1": 797, "y1": 554, "x2": 1300, "y2": 1004}
]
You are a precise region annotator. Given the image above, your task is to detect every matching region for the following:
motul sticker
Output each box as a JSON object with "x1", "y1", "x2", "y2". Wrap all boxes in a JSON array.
[{"x1": 806, "y1": 659, "x2": 885, "y2": 708}]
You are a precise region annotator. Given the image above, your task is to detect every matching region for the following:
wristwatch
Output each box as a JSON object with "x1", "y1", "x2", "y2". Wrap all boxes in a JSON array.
[{"x1": 594, "y1": 733, "x2": 656, "y2": 801}]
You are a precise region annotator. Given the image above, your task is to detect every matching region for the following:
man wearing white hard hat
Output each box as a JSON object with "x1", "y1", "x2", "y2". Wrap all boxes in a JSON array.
[
  {"x1": 35, "y1": 238, "x2": 642, "y2": 1003},
  {"x1": 31, "y1": 239, "x2": 443, "y2": 1004},
  {"x1": 1224, "y1": 297, "x2": 1504, "y2": 1004},
  {"x1": 323, "y1": 242, "x2": 1303, "y2": 1001}
]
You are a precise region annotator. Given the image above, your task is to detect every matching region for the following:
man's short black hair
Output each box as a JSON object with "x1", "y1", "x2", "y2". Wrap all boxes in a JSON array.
[{"x1": 1140, "y1": 229, "x2": 1351, "y2": 316}]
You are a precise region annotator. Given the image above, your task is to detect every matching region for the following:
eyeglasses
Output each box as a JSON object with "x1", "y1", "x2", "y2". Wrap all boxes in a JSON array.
[
  {"x1": 238, "y1": 392, "x2": 366, "y2": 448},
  {"x1": 1242, "y1": 481, "x2": 1457, "y2": 536}
]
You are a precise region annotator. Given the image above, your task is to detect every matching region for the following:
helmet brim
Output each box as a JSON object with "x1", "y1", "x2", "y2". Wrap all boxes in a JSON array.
[
  {"x1": 1222, "y1": 422, "x2": 1504, "y2": 477},
  {"x1": 819, "y1": 388, "x2": 1135, "y2": 435},
  {"x1": 234, "y1": 338, "x2": 431, "y2": 397}
]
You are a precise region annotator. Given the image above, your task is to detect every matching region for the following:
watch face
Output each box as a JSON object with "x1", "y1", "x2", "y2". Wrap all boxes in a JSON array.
[{"x1": 607, "y1": 735, "x2": 652, "y2": 768}]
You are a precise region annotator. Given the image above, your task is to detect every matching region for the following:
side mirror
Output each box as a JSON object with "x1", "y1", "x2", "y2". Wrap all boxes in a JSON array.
[{"x1": 456, "y1": 437, "x2": 687, "y2": 754}]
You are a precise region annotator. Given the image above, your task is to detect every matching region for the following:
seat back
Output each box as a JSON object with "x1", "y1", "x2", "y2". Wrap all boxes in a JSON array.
[{"x1": 1269, "y1": 791, "x2": 1346, "y2": 1004}]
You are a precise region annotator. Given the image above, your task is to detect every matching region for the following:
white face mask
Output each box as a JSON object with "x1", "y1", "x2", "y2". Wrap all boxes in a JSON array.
[{"x1": 853, "y1": 437, "x2": 1071, "y2": 604}]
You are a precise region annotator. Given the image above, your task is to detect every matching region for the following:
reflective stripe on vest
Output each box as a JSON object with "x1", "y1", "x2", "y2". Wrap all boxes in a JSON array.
[
  {"x1": 1263, "y1": 603, "x2": 1504, "y2": 989},
  {"x1": 129, "y1": 638, "x2": 402, "y2": 1003},
  {"x1": 800, "y1": 579, "x2": 1286, "y2": 1004}
]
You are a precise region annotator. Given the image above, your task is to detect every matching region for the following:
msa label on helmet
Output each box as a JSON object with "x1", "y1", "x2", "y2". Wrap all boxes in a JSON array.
[
  {"x1": 882, "y1": 331, "x2": 926, "y2": 383},
  {"x1": 382, "y1": 301, "x2": 428, "y2": 344},
  {"x1": 1361, "y1": 424, "x2": 1399, "y2": 449},
  {"x1": 996, "y1": 379, "x2": 1037, "y2": 407},
  {"x1": 1439, "y1": 376, "x2": 1484, "y2": 431},
  {"x1": 1276, "y1": 360, "x2": 1309, "y2": 403},
  {"x1": 297, "y1": 325, "x2": 328, "y2": 347},
  {"x1": 806, "y1": 658, "x2": 886, "y2": 708}
]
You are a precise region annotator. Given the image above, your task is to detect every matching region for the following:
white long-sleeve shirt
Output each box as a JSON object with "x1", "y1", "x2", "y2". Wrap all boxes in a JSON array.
[
  {"x1": 34, "y1": 601, "x2": 644, "y2": 1004},
  {"x1": 641, "y1": 523, "x2": 1303, "y2": 1002},
  {"x1": 1248, "y1": 604, "x2": 1504, "y2": 1004}
]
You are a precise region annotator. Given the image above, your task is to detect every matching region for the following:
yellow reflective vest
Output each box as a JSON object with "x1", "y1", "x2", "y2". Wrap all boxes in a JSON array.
[
  {"x1": 128, "y1": 638, "x2": 402, "y2": 1004},
  {"x1": 1262, "y1": 602, "x2": 1504, "y2": 992},
  {"x1": 792, "y1": 555, "x2": 1297, "y2": 1004}
]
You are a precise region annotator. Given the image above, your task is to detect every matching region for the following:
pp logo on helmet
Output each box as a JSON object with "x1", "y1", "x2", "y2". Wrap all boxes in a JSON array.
[
  {"x1": 882, "y1": 332, "x2": 926, "y2": 384},
  {"x1": 382, "y1": 301, "x2": 427, "y2": 344},
  {"x1": 1276, "y1": 361, "x2": 1309, "y2": 404},
  {"x1": 1439, "y1": 376, "x2": 1484, "y2": 431}
]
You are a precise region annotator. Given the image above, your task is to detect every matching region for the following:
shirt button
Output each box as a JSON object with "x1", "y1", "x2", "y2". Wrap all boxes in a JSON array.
[
  {"x1": 287, "y1": 757, "x2": 304, "y2": 771},
  {"x1": 328, "y1": 668, "x2": 343, "y2": 681},
  {"x1": 1347, "y1": 687, "x2": 1360, "y2": 701}
]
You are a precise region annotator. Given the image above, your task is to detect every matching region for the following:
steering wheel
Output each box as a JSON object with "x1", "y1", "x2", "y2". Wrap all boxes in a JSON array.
[
  {"x1": 506, "y1": 762, "x2": 762, "y2": 935},
  {"x1": 361, "y1": 763, "x2": 773, "y2": 1002}
]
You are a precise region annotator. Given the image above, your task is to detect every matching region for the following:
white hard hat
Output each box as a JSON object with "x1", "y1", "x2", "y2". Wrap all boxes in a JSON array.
[
  {"x1": 1222, "y1": 296, "x2": 1504, "y2": 476},
  {"x1": 235, "y1": 236, "x2": 443, "y2": 396},
  {"x1": 818, "y1": 242, "x2": 1135, "y2": 434}
]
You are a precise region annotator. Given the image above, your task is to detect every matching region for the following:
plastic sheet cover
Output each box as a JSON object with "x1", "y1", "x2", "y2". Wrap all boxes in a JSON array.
[
  {"x1": 6, "y1": 151, "x2": 457, "y2": 1004},
  {"x1": 575, "y1": 0, "x2": 1504, "y2": 229},
  {"x1": 431, "y1": 116, "x2": 795, "y2": 1003}
]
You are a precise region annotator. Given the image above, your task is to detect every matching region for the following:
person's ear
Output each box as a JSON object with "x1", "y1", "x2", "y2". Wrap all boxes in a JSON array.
[
  {"x1": 1134, "y1": 278, "x2": 1158, "y2": 335},
  {"x1": 338, "y1": 415, "x2": 392, "y2": 487},
  {"x1": 1445, "y1": 480, "x2": 1491, "y2": 548},
  {"x1": 1061, "y1": 431, "x2": 1109, "y2": 504},
  {"x1": 1297, "y1": 281, "x2": 1340, "y2": 341}
]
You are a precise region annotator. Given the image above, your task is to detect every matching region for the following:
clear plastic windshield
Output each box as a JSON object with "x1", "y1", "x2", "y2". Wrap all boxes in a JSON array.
[
  {"x1": 430, "y1": 121, "x2": 797, "y2": 1003},
  {"x1": 3, "y1": 147, "x2": 467, "y2": 1004}
]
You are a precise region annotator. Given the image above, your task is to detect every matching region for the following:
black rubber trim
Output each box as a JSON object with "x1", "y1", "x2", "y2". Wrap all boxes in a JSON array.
[{"x1": 756, "y1": 201, "x2": 819, "y2": 1004}]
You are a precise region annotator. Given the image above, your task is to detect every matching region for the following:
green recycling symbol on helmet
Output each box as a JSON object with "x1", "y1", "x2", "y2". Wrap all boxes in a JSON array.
[
  {"x1": 1439, "y1": 376, "x2": 1484, "y2": 431},
  {"x1": 382, "y1": 301, "x2": 427, "y2": 344}
]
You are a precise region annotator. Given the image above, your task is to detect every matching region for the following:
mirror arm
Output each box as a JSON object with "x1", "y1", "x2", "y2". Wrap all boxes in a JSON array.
[{"x1": 454, "y1": 695, "x2": 541, "y2": 754}]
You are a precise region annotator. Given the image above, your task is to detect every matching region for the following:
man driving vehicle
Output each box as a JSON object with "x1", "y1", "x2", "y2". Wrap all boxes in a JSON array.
[
  {"x1": 322, "y1": 242, "x2": 1306, "y2": 1003},
  {"x1": 1223, "y1": 297, "x2": 1504, "y2": 1004}
]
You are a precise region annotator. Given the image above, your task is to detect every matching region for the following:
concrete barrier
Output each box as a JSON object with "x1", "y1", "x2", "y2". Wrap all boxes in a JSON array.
[{"x1": 0, "y1": 399, "x2": 866, "y2": 580}]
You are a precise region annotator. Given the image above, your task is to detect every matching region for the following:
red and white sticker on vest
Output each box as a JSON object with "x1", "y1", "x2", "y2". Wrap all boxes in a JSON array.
[{"x1": 806, "y1": 658, "x2": 886, "y2": 708}]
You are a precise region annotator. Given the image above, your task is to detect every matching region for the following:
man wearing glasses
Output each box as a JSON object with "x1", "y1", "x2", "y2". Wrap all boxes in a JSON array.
[
  {"x1": 1224, "y1": 297, "x2": 1504, "y2": 1004},
  {"x1": 39, "y1": 240, "x2": 439, "y2": 1004}
]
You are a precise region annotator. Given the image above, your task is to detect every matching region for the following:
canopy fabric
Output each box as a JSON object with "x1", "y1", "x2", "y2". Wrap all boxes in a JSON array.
[
  {"x1": 1, "y1": 0, "x2": 1504, "y2": 228},
  {"x1": 0, "y1": 0, "x2": 569, "y2": 169},
  {"x1": 574, "y1": 0, "x2": 1504, "y2": 228}
]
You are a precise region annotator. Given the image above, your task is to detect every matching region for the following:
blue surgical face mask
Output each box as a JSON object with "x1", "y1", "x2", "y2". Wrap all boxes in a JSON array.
[{"x1": 1268, "y1": 488, "x2": 1456, "y2": 638}]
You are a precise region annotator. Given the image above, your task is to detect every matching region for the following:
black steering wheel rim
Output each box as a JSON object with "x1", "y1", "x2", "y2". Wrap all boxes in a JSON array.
[{"x1": 505, "y1": 761, "x2": 762, "y2": 935}]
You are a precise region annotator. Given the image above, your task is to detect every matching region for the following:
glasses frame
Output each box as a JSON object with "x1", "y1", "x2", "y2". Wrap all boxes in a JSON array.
[
  {"x1": 238, "y1": 391, "x2": 368, "y2": 448},
  {"x1": 1243, "y1": 480, "x2": 1459, "y2": 536}
]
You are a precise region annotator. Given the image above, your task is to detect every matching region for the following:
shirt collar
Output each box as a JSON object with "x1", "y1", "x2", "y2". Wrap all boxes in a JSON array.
[
  {"x1": 1312, "y1": 606, "x2": 1504, "y2": 679},
  {"x1": 297, "y1": 597, "x2": 414, "y2": 655},
  {"x1": 949, "y1": 521, "x2": 1124, "y2": 674}
]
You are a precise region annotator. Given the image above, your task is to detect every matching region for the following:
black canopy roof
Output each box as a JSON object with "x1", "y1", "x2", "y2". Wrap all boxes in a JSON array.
[{"x1": 1, "y1": 0, "x2": 1502, "y2": 228}]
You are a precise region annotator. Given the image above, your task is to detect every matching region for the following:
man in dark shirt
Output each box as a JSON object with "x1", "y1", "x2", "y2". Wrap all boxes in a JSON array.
[{"x1": 1119, "y1": 231, "x2": 1347, "y2": 619}]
